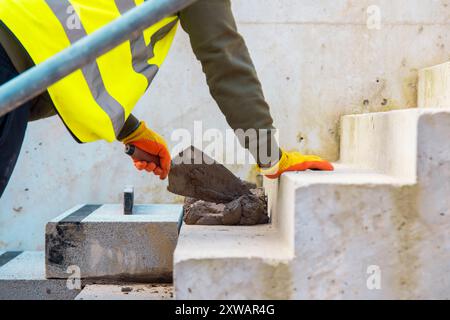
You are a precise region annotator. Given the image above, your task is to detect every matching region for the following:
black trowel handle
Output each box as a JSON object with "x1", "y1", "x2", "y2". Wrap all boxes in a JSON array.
[{"x1": 125, "y1": 144, "x2": 161, "y2": 167}]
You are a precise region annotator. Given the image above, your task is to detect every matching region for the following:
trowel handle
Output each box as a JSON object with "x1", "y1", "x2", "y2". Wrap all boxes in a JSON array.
[{"x1": 125, "y1": 144, "x2": 161, "y2": 167}]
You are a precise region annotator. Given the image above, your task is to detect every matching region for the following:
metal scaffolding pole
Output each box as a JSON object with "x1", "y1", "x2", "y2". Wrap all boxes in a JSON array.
[{"x1": 0, "y1": 0, "x2": 197, "y2": 118}]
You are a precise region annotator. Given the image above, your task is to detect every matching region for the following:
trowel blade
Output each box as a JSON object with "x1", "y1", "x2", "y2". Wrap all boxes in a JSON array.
[{"x1": 167, "y1": 146, "x2": 251, "y2": 203}]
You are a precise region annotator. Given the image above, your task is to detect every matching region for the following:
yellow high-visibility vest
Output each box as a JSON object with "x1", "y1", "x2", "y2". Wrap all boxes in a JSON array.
[{"x1": 0, "y1": 0, "x2": 178, "y2": 142}]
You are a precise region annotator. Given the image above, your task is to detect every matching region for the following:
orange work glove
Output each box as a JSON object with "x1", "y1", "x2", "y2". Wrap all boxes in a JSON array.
[
  {"x1": 259, "y1": 149, "x2": 334, "y2": 179},
  {"x1": 121, "y1": 121, "x2": 171, "y2": 180}
]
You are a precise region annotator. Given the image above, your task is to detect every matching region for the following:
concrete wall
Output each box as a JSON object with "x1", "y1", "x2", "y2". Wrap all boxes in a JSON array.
[{"x1": 1, "y1": 0, "x2": 450, "y2": 250}]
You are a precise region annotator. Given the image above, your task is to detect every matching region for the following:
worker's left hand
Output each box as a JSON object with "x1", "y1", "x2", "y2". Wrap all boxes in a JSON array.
[
  {"x1": 259, "y1": 149, "x2": 334, "y2": 179},
  {"x1": 121, "y1": 121, "x2": 171, "y2": 180}
]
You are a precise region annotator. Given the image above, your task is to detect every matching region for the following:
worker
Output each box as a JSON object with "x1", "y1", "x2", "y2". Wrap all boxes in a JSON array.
[{"x1": 0, "y1": 0, "x2": 333, "y2": 198}]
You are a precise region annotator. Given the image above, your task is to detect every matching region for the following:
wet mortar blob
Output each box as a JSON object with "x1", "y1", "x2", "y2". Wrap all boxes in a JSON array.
[{"x1": 167, "y1": 146, "x2": 269, "y2": 226}]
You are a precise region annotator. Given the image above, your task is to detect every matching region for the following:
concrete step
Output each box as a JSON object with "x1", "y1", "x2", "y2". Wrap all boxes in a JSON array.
[
  {"x1": 294, "y1": 110, "x2": 450, "y2": 299},
  {"x1": 418, "y1": 61, "x2": 450, "y2": 109},
  {"x1": 340, "y1": 108, "x2": 450, "y2": 180},
  {"x1": 46, "y1": 204, "x2": 182, "y2": 282},
  {"x1": 174, "y1": 223, "x2": 292, "y2": 299},
  {"x1": 174, "y1": 164, "x2": 405, "y2": 299},
  {"x1": 174, "y1": 109, "x2": 450, "y2": 299},
  {"x1": 0, "y1": 251, "x2": 81, "y2": 300},
  {"x1": 75, "y1": 284, "x2": 173, "y2": 300}
]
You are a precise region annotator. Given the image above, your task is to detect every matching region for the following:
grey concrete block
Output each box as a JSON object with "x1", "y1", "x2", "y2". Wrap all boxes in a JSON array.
[
  {"x1": 0, "y1": 251, "x2": 80, "y2": 300},
  {"x1": 46, "y1": 204, "x2": 183, "y2": 282}
]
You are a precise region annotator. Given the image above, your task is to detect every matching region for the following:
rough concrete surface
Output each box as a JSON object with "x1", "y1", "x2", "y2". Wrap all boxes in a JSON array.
[
  {"x1": 46, "y1": 204, "x2": 182, "y2": 282},
  {"x1": 174, "y1": 224, "x2": 292, "y2": 300},
  {"x1": 418, "y1": 62, "x2": 450, "y2": 109},
  {"x1": 0, "y1": 251, "x2": 80, "y2": 300},
  {"x1": 75, "y1": 284, "x2": 173, "y2": 300},
  {"x1": 340, "y1": 110, "x2": 419, "y2": 180}
]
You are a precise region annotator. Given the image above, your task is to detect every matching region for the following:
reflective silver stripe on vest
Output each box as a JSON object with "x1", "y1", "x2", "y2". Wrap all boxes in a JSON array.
[
  {"x1": 114, "y1": 0, "x2": 157, "y2": 86},
  {"x1": 45, "y1": 0, "x2": 125, "y2": 137},
  {"x1": 114, "y1": 0, "x2": 178, "y2": 88}
]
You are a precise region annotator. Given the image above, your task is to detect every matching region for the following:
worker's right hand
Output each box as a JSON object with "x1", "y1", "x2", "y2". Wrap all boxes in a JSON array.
[
  {"x1": 258, "y1": 149, "x2": 334, "y2": 179},
  {"x1": 121, "y1": 122, "x2": 171, "y2": 180}
]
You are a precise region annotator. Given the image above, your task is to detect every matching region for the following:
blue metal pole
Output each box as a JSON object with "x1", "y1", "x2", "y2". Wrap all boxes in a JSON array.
[{"x1": 0, "y1": 0, "x2": 197, "y2": 118}]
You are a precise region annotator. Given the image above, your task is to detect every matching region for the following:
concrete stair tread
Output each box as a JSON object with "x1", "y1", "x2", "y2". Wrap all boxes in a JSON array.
[
  {"x1": 344, "y1": 107, "x2": 449, "y2": 116},
  {"x1": 175, "y1": 225, "x2": 290, "y2": 262},
  {"x1": 75, "y1": 284, "x2": 173, "y2": 300},
  {"x1": 342, "y1": 108, "x2": 450, "y2": 122},
  {"x1": 284, "y1": 163, "x2": 407, "y2": 186},
  {"x1": 50, "y1": 203, "x2": 183, "y2": 223}
]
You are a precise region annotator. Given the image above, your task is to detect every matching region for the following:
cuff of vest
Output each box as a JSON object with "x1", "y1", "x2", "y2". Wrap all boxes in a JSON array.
[
  {"x1": 258, "y1": 149, "x2": 286, "y2": 176},
  {"x1": 117, "y1": 114, "x2": 140, "y2": 142}
]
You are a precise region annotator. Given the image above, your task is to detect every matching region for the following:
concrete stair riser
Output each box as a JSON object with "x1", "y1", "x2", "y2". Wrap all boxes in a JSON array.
[
  {"x1": 292, "y1": 182, "x2": 417, "y2": 299},
  {"x1": 340, "y1": 109, "x2": 418, "y2": 181},
  {"x1": 416, "y1": 111, "x2": 450, "y2": 219},
  {"x1": 175, "y1": 258, "x2": 293, "y2": 300},
  {"x1": 418, "y1": 62, "x2": 450, "y2": 109}
]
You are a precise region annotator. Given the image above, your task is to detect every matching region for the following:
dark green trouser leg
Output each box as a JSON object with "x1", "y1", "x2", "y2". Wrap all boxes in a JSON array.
[
  {"x1": 179, "y1": 0, "x2": 280, "y2": 166},
  {"x1": 0, "y1": 44, "x2": 30, "y2": 198}
]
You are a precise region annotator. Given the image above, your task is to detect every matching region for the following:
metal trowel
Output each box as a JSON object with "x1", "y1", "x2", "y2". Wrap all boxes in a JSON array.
[{"x1": 125, "y1": 145, "x2": 251, "y2": 203}]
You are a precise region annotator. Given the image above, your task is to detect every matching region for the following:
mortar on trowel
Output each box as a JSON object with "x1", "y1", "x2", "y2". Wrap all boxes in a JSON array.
[{"x1": 125, "y1": 145, "x2": 269, "y2": 226}]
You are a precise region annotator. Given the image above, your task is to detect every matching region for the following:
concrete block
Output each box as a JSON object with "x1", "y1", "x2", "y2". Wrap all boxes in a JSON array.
[
  {"x1": 46, "y1": 204, "x2": 183, "y2": 282},
  {"x1": 0, "y1": 251, "x2": 80, "y2": 300},
  {"x1": 418, "y1": 62, "x2": 450, "y2": 109},
  {"x1": 75, "y1": 284, "x2": 173, "y2": 300}
]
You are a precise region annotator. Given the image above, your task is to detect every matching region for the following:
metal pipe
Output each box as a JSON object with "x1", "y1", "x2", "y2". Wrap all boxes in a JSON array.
[{"x1": 0, "y1": 0, "x2": 197, "y2": 118}]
